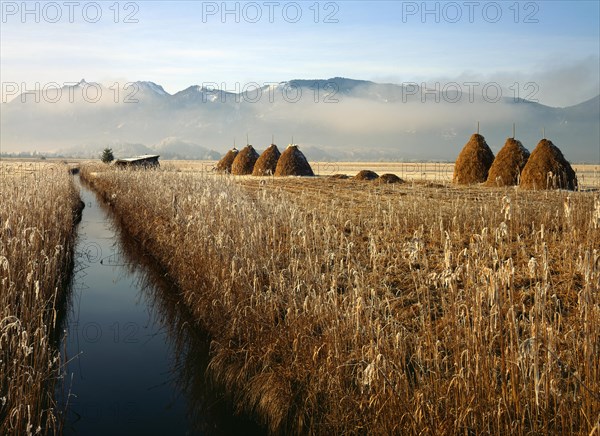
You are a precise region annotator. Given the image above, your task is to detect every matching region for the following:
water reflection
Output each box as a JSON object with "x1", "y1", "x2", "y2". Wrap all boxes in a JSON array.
[
  {"x1": 116, "y1": 214, "x2": 264, "y2": 436},
  {"x1": 60, "y1": 179, "x2": 264, "y2": 435}
]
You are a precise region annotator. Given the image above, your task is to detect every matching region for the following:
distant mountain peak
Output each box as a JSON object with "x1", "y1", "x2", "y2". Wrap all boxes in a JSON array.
[
  {"x1": 2, "y1": 77, "x2": 597, "y2": 162},
  {"x1": 136, "y1": 81, "x2": 169, "y2": 96},
  {"x1": 71, "y1": 78, "x2": 102, "y2": 88}
]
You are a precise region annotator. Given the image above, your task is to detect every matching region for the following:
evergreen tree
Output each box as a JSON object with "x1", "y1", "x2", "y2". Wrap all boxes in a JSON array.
[{"x1": 101, "y1": 148, "x2": 114, "y2": 164}]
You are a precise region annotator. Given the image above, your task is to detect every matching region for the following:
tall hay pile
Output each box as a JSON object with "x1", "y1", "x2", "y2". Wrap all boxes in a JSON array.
[
  {"x1": 453, "y1": 133, "x2": 495, "y2": 184},
  {"x1": 354, "y1": 170, "x2": 379, "y2": 181},
  {"x1": 215, "y1": 148, "x2": 239, "y2": 173},
  {"x1": 231, "y1": 145, "x2": 260, "y2": 175},
  {"x1": 485, "y1": 138, "x2": 530, "y2": 186},
  {"x1": 252, "y1": 144, "x2": 281, "y2": 176},
  {"x1": 274, "y1": 145, "x2": 314, "y2": 177},
  {"x1": 520, "y1": 139, "x2": 577, "y2": 190}
]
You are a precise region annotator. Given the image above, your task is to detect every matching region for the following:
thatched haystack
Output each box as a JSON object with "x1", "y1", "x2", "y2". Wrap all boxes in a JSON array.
[
  {"x1": 485, "y1": 138, "x2": 530, "y2": 186},
  {"x1": 231, "y1": 145, "x2": 259, "y2": 175},
  {"x1": 377, "y1": 173, "x2": 404, "y2": 184},
  {"x1": 354, "y1": 170, "x2": 379, "y2": 181},
  {"x1": 252, "y1": 144, "x2": 281, "y2": 176},
  {"x1": 520, "y1": 139, "x2": 577, "y2": 190},
  {"x1": 274, "y1": 145, "x2": 314, "y2": 177},
  {"x1": 453, "y1": 133, "x2": 495, "y2": 184},
  {"x1": 215, "y1": 148, "x2": 238, "y2": 173}
]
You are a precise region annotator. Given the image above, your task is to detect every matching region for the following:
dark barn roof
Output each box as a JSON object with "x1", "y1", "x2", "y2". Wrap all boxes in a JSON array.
[{"x1": 114, "y1": 154, "x2": 160, "y2": 167}]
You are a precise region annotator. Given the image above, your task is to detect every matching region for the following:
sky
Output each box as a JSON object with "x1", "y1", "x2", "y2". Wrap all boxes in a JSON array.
[{"x1": 1, "y1": 1, "x2": 599, "y2": 107}]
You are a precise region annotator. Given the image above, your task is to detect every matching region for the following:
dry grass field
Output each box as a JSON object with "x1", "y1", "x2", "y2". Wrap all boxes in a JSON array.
[
  {"x1": 81, "y1": 163, "x2": 600, "y2": 435},
  {"x1": 162, "y1": 160, "x2": 600, "y2": 189},
  {"x1": 0, "y1": 162, "x2": 81, "y2": 435}
]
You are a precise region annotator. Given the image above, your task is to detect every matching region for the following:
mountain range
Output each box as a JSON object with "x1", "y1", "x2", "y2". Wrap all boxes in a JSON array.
[{"x1": 1, "y1": 78, "x2": 598, "y2": 162}]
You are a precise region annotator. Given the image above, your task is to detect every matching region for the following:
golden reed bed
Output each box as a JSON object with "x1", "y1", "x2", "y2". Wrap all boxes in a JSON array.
[
  {"x1": 0, "y1": 162, "x2": 81, "y2": 435},
  {"x1": 81, "y1": 163, "x2": 599, "y2": 435}
]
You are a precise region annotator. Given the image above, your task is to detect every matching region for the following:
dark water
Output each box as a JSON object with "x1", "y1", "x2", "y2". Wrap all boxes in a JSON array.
[{"x1": 59, "y1": 178, "x2": 263, "y2": 435}]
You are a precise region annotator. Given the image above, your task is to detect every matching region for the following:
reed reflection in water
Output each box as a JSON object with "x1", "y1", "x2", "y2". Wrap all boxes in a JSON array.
[{"x1": 60, "y1": 180, "x2": 263, "y2": 435}]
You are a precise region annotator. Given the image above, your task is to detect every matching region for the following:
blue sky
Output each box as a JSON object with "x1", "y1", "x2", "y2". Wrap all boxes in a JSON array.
[{"x1": 1, "y1": 1, "x2": 599, "y2": 106}]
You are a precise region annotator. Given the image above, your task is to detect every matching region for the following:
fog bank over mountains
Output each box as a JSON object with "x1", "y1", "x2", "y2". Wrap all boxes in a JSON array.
[{"x1": 1, "y1": 78, "x2": 598, "y2": 162}]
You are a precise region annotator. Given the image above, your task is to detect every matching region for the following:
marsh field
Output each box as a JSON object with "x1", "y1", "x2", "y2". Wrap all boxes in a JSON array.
[
  {"x1": 0, "y1": 162, "x2": 80, "y2": 434},
  {"x1": 1, "y1": 159, "x2": 599, "y2": 435}
]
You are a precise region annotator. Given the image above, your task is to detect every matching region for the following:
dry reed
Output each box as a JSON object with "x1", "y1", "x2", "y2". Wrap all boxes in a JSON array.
[
  {"x1": 0, "y1": 162, "x2": 81, "y2": 435},
  {"x1": 80, "y1": 164, "x2": 600, "y2": 435}
]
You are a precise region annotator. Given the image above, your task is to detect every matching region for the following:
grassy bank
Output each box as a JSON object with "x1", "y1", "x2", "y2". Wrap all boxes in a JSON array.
[
  {"x1": 0, "y1": 163, "x2": 82, "y2": 434},
  {"x1": 81, "y1": 164, "x2": 599, "y2": 434}
]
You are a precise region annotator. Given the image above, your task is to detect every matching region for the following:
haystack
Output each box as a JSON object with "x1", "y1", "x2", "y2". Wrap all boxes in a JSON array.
[
  {"x1": 252, "y1": 144, "x2": 281, "y2": 176},
  {"x1": 485, "y1": 138, "x2": 530, "y2": 186},
  {"x1": 215, "y1": 148, "x2": 238, "y2": 173},
  {"x1": 354, "y1": 170, "x2": 379, "y2": 181},
  {"x1": 453, "y1": 133, "x2": 495, "y2": 184},
  {"x1": 231, "y1": 145, "x2": 259, "y2": 175},
  {"x1": 329, "y1": 174, "x2": 350, "y2": 180},
  {"x1": 377, "y1": 173, "x2": 404, "y2": 184},
  {"x1": 520, "y1": 139, "x2": 577, "y2": 190},
  {"x1": 274, "y1": 145, "x2": 314, "y2": 177}
]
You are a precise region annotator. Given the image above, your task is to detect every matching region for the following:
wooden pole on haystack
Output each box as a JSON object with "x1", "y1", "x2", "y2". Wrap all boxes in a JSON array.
[
  {"x1": 477, "y1": 121, "x2": 480, "y2": 134},
  {"x1": 512, "y1": 123, "x2": 516, "y2": 139}
]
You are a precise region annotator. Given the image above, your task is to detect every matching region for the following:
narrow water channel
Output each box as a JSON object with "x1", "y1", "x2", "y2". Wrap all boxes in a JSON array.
[{"x1": 59, "y1": 178, "x2": 263, "y2": 435}]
